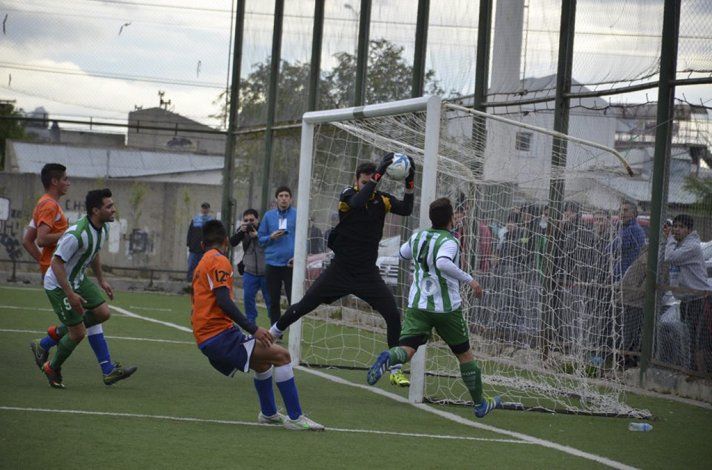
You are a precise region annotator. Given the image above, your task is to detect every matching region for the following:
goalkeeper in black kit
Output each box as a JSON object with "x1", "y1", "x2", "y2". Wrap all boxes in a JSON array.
[{"x1": 270, "y1": 153, "x2": 415, "y2": 386}]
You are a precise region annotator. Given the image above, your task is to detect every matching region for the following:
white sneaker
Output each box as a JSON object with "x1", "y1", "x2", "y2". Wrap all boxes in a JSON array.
[
  {"x1": 283, "y1": 415, "x2": 325, "y2": 431},
  {"x1": 258, "y1": 411, "x2": 286, "y2": 425}
]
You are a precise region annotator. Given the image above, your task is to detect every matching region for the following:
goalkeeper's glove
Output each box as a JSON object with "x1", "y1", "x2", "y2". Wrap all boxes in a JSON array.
[
  {"x1": 405, "y1": 155, "x2": 415, "y2": 190},
  {"x1": 372, "y1": 153, "x2": 394, "y2": 183}
]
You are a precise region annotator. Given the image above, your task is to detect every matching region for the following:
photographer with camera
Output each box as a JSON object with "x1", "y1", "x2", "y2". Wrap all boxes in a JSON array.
[{"x1": 231, "y1": 208, "x2": 271, "y2": 326}]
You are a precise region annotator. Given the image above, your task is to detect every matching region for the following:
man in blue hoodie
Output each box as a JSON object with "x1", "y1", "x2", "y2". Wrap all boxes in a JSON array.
[
  {"x1": 665, "y1": 214, "x2": 712, "y2": 371},
  {"x1": 186, "y1": 202, "x2": 214, "y2": 281},
  {"x1": 614, "y1": 200, "x2": 646, "y2": 281},
  {"x1": 258, "y1": 187, "x2": 297, "y2": 325}
]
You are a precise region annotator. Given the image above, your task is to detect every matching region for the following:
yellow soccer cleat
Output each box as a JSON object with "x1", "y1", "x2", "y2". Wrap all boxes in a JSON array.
[{"x1": 389, "y1": 368, "x2": 410, "y2": 387}]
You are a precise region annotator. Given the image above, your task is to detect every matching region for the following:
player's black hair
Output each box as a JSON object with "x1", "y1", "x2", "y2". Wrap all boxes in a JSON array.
[
  {"x1": 429, "y1": 197, "x2": 454, "y2": 229},
  {"x1": 274, "y1": 186, "x2": 292, "y2": 198},
  {"x1": 243, "y1": 208, "x2": 259, "y2": 219},
  {"x1": 673, "y1": 214, "x2": 694, "y2": 230},
  {"x1": 203, "y1": 219, "x2": 228, "y2": 246},
  {"x1": 356, "y1": 162, "x2": 376, "y2": 179},
  {"x1": 40, "y1": 163, "x2": 67, "y2": 189},
  {"x1": 85, "y1": 188, "x2": 112, "y2": 216}
]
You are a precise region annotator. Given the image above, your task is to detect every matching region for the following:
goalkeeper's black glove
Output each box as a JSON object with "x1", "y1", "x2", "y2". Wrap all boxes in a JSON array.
[
  {"x1": 372, "y1": 153, "x2": 394, "y2": 182},
  {"x1": 405, "y1": 156, "x2": 415, "y2": 190}
]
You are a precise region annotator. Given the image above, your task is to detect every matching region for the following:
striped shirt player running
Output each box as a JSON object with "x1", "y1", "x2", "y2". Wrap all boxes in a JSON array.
[
  {"x1": 25, "y1": 165, "x2": 130, "y2": 386},
  {"x1": 39, "y1": 189, "x2": 136, "y2": 388},
  {"x1": 367, "y1": 197, "x2": 501, "y2": 418}
]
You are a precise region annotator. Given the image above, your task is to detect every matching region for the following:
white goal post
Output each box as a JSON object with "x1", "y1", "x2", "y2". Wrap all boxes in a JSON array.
[{"x1": 290, "y1": 95, "x2": 441, "y2": 403}]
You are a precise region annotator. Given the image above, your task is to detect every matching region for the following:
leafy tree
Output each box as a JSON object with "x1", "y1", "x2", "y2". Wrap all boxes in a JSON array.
[
  {"x1": 212, "y1": 38, "x2": 444, "y2": 210},
  {"x1": 212, "y1": 38, "x2": 444, "y2": 127},
  {"x1": 683, "y1": 174, "x2": 712, "y2": 216},
  {"x1": 0, "y1": 101, "x2": 26, "y2": 170},
  {"x1": 321, "y1": 38, "x2": 443, "y2": 109}
]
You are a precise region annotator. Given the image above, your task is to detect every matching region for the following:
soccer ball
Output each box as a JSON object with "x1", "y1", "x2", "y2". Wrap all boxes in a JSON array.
[{"x1": 385, "y1": 153, "x2": 411, "y2": 180}]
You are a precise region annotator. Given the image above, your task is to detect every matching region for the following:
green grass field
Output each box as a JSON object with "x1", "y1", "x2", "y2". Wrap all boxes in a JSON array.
[{"x1": 1, "y1": 284, "x2": 711, "y2": 469}]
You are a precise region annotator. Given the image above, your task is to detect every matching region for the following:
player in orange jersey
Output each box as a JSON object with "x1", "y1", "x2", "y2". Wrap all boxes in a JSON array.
[
  {"x1": 22, "y1": 163, "x2": 69, "y2": 275},
  {"x1": 192, "y1": 220, "x2": 323, "y2": 431}
]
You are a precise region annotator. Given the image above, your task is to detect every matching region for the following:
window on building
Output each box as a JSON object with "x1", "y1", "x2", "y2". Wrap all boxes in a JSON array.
[{"x1": 516, "y1": 132, "x2": 532, "y2": 152}]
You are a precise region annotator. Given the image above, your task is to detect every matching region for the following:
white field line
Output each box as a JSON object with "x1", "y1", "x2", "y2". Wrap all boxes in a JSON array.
[
  {"x1": 108, "y1": 305, "x2": 192, "y2": 333},
  {"x1": 0, "y1": 305, "x2": 53, "y2": 312},
  {"x1": 128, "y1": 306, "x2": 173, "y2": 312},
  {"x1": 0, "y1": 406, "x2": 530, "y2": 444},
  {"x1": 0, "y1": 285, "x2": 43, "y2": 292},
  {"x1": 0, "y1": 328, "x2": 192, "y2": 345},
  {"x1": 107, "y1": 305, "x2": 635, "y2": 470}
]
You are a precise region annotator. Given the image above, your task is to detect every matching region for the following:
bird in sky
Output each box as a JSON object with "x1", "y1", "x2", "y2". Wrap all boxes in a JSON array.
[{"x1": 118, "y1": 22, "x2": 132, "y2": 35}]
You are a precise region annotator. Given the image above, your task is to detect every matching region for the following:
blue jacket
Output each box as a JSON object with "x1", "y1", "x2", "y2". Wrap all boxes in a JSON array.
[
  {"x1": 258, "y1": 206, "x2": 297, "y2": 266},
  {"x1": 614, "y1": 218, "x2": 646, "y2": 281}
]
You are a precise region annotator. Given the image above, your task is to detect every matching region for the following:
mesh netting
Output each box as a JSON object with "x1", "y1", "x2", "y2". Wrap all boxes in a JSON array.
[{"x1": 298, "y1": 101, "x2": 650, "y2": 417}]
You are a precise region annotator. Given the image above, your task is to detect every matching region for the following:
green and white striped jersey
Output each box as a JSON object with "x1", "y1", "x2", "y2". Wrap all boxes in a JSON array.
[
  {"x1": 400, "y1": 229, "x2": 468, "y2": 313},
  {"x1": 44, "y1": 216, "x2": 109, "y2": 291}
]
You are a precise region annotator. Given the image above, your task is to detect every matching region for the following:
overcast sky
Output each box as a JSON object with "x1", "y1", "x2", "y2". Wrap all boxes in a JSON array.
[{"x1": 1, "y1": 0, "x2": 710, "y2": 129}]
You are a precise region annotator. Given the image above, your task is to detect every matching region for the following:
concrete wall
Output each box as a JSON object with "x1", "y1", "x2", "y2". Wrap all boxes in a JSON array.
[{"x1": 0, "y1": 173, "x2": 221, "y2": 274}]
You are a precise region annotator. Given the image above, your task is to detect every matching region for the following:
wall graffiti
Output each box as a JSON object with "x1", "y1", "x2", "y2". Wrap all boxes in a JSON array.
[
  {"x1": 128, "y1": 228, "x2": 153, "y2": 255},
  {"x1": 0, "y1": 205, "x2": 26, "y2": 261}
]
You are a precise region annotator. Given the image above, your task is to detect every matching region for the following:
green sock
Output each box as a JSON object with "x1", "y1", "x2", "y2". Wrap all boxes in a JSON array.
[
  {"x1": 50, "y1": 335, "x2": 78, "y2": 370},
  {"x1": 388, "y1": 347, "x2": 408, "y2": 366},
  {"x1": 460, "y1": 361, "x2": 483, "y2": 405}
]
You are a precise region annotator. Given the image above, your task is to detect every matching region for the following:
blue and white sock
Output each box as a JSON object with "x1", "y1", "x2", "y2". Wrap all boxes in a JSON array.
[
  {"x1": 253, "y1": 367, "x2": 277, "y2": 417},
  {"x1": 274, "y1": 364, "x2": 302, "y2": 420},
  {"x1": 86, "y1": 324, "x2": 114, "y2": 375}
]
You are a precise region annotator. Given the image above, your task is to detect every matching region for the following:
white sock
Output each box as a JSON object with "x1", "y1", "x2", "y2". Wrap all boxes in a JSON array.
[
  {"x1": 389, "y1": 363, "x2": 402, "y2": 373},
  {"x1": 274, "y1": 364, "x2": 294, "y2": 383},
  {"x1": 86, "y1": 324, "x2": 104, "y2": 336},
  {"x1": 254, "y1": 366, "x2": 273, "y2": 381},
  {"x1": 269, "y1": 324, "x2": 283, "y2": 339}
]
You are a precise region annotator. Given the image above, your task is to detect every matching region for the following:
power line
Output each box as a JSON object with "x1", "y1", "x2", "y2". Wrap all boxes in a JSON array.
[
  {"x1": 1, "y1": 7, "x2": 230, "y2": 31},
  {"x1": 0, "y1": 62, "x2": 225, "y2": 89},
  {"x1": 46, "y1": 0, "x2": 712, "y2": 40}
]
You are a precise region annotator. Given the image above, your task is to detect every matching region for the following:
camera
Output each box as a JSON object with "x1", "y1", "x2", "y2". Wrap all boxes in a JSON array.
[{"x1": 245, "y1": 223, "x2": 256, "y2": 231}]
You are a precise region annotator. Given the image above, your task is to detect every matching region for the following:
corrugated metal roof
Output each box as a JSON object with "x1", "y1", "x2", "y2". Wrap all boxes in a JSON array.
[
  {"x1": 8, "y1": 141, "x2": 223, "y2": 179},
  {"x1": 591, "y1": 174, "x2": 699, "y2": 205}
]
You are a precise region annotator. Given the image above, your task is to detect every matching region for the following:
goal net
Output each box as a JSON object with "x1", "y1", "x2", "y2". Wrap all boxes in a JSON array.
[{"x1": 290, "y1": 96, "x2": 649, "y2": 418}]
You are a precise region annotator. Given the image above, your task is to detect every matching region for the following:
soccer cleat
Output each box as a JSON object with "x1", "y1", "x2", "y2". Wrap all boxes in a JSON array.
[
  {"x1": 103, "y1": 362, "x2": 138, "y2": 386},
  {"x1": 283, "y1": 415, "x2": 325, "y2": 431},
  {"x1": 41, "y1": 361, "x2": 64, "y2": 389},
  {"x1": 30, "y1": 340, "x2": 49, "y2": 370},
  {"x1": 367, "y1": 351, "x2": 390, "y2": 385},
  {"x1": 258, "y1": 411, "x2": 286, "y2": 425},
  {"x1": 474, "y1": 396, "x2": 501, "y2": 418},
  {"x1": 389, "y1": 368, "x2": 410, "y2": 387}
]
